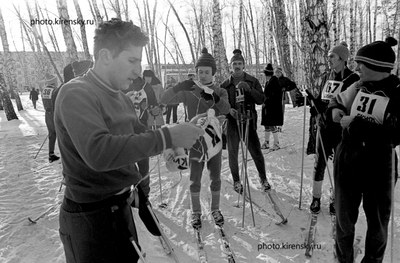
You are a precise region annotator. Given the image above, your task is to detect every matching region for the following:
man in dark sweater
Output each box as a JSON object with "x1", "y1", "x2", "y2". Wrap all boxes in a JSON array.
[{"x1": 54, "y1": 18, "x2": 203, "y2": 263}]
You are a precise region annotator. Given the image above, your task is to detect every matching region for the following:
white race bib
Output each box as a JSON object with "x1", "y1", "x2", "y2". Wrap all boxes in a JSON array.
[
  {"x1": 350, "y1": 90, "x2": 389, "y2": 124},
  {"x1": 321, "y1": 80, "x2": 343, "y2": 101},
  {"x1": 42, "y1": 87, "x2": 54, "y2": 100}
]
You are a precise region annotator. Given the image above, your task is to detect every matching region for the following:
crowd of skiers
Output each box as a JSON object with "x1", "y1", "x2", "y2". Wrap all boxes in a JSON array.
[{"x1": 30, "y1": 18, "x2": 398, "y2": 263}]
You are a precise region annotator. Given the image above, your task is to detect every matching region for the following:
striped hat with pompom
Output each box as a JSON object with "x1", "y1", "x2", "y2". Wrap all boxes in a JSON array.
[
  {"x1": 195, "y1": 47, "x2": 217, "y2": 75},
  {"x1": 355, "y1": 37, "x2": 398, "y2": 72}
]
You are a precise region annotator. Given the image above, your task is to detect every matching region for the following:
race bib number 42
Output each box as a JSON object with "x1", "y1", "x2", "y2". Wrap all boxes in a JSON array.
[{"x1": 321, "y1": 80, "x2": 343, "y2": 101}]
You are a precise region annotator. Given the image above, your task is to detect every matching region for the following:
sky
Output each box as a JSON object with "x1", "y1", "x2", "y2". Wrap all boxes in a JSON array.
[{"x1": 0, "y1": 0, "x2": 192, "y2": 65}]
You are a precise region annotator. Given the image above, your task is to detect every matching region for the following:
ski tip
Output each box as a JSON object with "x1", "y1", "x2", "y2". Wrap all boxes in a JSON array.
[
  {"x1": 28, "y1": 217, "x2": 37, "y2": 224},
  {"x1": 158, "y1": 203, "x2": 168, "y2": 209},
  {"x1": 275, "y1": 218, "x2": 288, "y2": 225}
]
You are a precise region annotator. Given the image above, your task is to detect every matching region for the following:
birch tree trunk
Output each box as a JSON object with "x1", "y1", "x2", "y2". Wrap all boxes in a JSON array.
[
  {"x1": 238, "y1": 0, "x2": 243, "y2": 49},
  {"x1": 212, "y1": 0, "x2": 229, "y2": 83},
  {"x1": 349, "y1": 0, "x2": 355, "y2": 69},
  {"x1": 331, "y1": 0, "x2": 338, "y2": 45},
  {"x1": 373, "y1": 0, "x2": 378, "y2": 40},
  {"x1": 0, "y1": 73, "x2": 18, "y2": 120},
  {"x1": 0, "y1": 7, "x2": 23, "y2": 111},
  {"x1": 303, "y1": 0, "x2": 330, "y2": 96},
  {"x1": 271, "y1": 0, "x2": 293, "y2": 79},
  {"x1": 73, "y1": 0, "x2": 91, "y2": 60},
  {"x1": 247, "y1": 0, "x2": 260, "y2": 75},
  {"x1": 57, "y1": 0, "x2": 79, "y2": 64}
]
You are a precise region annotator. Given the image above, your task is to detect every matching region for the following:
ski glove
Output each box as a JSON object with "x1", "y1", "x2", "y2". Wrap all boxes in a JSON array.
[
  {"x1": 172, "y1": 80, "x2": 196, "y2": 93},
  {"x1": 201, "y1": 90, "x2": 220, "y2": 103}
]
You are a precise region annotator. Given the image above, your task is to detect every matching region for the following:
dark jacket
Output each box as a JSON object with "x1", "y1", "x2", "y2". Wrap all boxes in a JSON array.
[
  {"x1": 261, "y1": 76, "x2": 283, "y2": 126},
  {"x1": 29, "y1": 89, "x2": 39, "y2": 101},
  {"x1": 220, "y1": 72, "x2": 264, "y2": 126}
]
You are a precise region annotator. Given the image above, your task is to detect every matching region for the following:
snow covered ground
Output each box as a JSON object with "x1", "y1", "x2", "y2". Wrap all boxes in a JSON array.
[{"x1": 0, "y1": 92, "x2": 399, "y2": 263}]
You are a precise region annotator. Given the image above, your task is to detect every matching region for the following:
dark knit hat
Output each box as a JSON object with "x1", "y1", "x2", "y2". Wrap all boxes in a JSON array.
[
  {"x1": 142, "y1": 69, "x2": 155, "y2": 78},
  {"x1": 195, "y1": 48, "x2": 217, "y2": 75},
  {"x1": 329, "y1": 41, "x2": 350, "y2": 61},
  {"x1": 230, "y1": 49, "x2": 245, "y2": 64},
  {"x1": 354, "y1": 37, "x2": 398, "y2": 72},
  {"x1": 263, "y1": 63, "x2": 274, "y2": 76},
  {"x1": 72, "y1": 60, "x2": 93, "y2": 76}
]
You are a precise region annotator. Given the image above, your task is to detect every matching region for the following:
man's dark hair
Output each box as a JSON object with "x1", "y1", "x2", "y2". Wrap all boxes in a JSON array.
[{"x1": 93, "y1": 18, "x2": 149, "y2": 60}]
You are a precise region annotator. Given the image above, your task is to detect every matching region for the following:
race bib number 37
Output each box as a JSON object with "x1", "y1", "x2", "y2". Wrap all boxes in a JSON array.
[{"x1": 321, "y1": 80, "x2": 343, "y2": 101}]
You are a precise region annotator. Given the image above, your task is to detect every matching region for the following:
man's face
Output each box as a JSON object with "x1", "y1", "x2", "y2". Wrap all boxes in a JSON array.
[
  {"x1": 231, "y1": 61, "x2": 244, "y2": 76},
  {"x1": 108, "y1": 45, "x2": 143, "y2": 91},
  {"x1": 355, "y1": 62, "x2": 377, "y2": 82},
  {"x1": 274, "y1": 70, "x2": 282, "y2": 78},
  {"x1": 197, "y1": 66, "x2": 213, "y2": 84},
  {"x1": 328, "y1": 52, "x2": 342, "y2": 71}
]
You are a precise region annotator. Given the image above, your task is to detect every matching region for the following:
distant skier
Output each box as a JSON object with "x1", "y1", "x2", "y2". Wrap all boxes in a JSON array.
[
  {"x1": 329, "y1": 37, "x2": 399, "y2": 263},
  {"x1": 29, "y1": 87, "x2": 39, "y2": 109}
]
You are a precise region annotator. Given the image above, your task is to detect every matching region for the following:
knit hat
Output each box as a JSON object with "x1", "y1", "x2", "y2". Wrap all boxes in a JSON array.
[
  {"x1": 63, "y1": 63, "x2": 74, "y2": 83},
  {"x1": 72, "y1": 60, "x2": 93, "y2": 76},
  {"x1": 230, "y1": 49, "x2": 245, "y2": 64},
  {"x1": 195, "y1": 48, "x2": 217, "y2": 75},
  {"x1": 354, "y1": 37, "x2": 398, "y2": 72},
  {"x1": 142, "y1": 69, "x2": 155, "y2": 78},
  {"x1": 329, "y1": 41, "x2": 350, "y2": 61},
  {"x1": 45, "y1": 73, "x2": 57, "y2": 86},
  {"x1": 263, "y1": 63, "x2": 274, "y2": 76}
]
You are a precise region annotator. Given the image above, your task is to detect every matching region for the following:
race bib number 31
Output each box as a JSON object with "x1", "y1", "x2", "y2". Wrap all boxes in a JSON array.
[
  {"x1": 321, "y1": 80, "x2": 343, "y2": 101},
  {"x1": 350, "y1": 91, "x2": 389, "y2": 124}
]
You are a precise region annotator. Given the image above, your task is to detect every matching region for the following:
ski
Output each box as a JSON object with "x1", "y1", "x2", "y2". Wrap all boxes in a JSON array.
[
  {"x1": 264, "y1": 190, "x2": 288, "y2": 225},
  {"x1": 194, "y1": 227, "x2": 208, "y2": 263},
  {"x1": 263, "y1": 143, "x2": 295, "y2": 154},
  {"x1": 305, "y1": 212, "x2": 318, "y2": 257},
  {"x1": 215, "y1": 225, "x2": 236, "y2": 263},
  {"x1": 353, "y1": 235, "x2": 362, "y2": 260}
]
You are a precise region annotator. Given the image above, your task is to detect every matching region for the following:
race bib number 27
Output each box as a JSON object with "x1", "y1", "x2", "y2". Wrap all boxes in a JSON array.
[{"x1": 321, "y1": 80, "x2": 343, "y2": 101}]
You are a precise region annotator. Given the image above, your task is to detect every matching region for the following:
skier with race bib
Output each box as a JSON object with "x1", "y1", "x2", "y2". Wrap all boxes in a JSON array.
[
  {"x1": 160, "y1": 48, "x2": 230, "y2": 229},
  {"x1": 309, "y1": 42, "x2": 359, "y2": 214},
  {"x1": 329, "y1": 37, "x2": 399, "y2": 263}
]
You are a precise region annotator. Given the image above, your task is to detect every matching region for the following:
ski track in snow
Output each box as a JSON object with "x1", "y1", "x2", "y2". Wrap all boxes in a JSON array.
[{"x1": 0, "y1": 93, "x2": 399, "y2": 263}]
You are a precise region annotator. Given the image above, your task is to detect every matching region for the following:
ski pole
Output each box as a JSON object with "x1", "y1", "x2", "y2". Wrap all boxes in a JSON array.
[
  {"x1": 153, "y1": 115, "x2": 167, "y2": 208},
  {"x1": 299, "y1": 92, "x2": 307, "y2": 209},
  {"x1": 316, "y1": 127, "x2": 334, "y2": 191},
  {"x1": 147, "y1": 204, "x2": 180, "y2": 263},
  {"x1": 131, "y1": 239, "x2": 147, "y2": 262},
  {"x1": 34, "y1": 135, "x2": 48, "y2": 159},
  {"x1": 236, "y1": 116, "x2": 245, "y2": 208},
  {"x1": 242, "y1": 110, "x2": 255, "y2": 227},
  {"x1": 390, "y1": 147, "x2": 396, "y2": 263}
]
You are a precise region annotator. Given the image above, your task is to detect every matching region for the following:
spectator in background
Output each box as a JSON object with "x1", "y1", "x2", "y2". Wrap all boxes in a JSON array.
[
  {"x1": 29, "y1": 87, "x2": 39, "y2": 109},
  {"x1": 72, "y1": 60, "x2": 94, "y2": 77},
  {"x1": 261, "y1": 63, "x2": 282, "y2": 150},
  {"x1": 143, "y1": 69, "x2": 165, "y2": 128},
  {"x1": 165, "y1": 77, "x2": 179, "y2": 124},
  {"x1": 274, "y1": 66, "x2": 298, "y2": 132}
]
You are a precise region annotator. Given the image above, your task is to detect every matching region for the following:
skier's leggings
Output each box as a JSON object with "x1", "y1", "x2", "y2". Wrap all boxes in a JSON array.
[{"x1": 59, "y1": 191, "x2": 139, "y2": 263}]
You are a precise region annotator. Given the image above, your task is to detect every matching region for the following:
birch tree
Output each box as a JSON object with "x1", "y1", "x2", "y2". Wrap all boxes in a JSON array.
[
  {"x1": 57, "y1": 0, "x2": 79, "y2": 63},
  {"x1": 212, "y1": 0, "x2": 229, "y2": 83},
  {"x1": 73, "y1": 0, "x2": 91, "y2": 60}
]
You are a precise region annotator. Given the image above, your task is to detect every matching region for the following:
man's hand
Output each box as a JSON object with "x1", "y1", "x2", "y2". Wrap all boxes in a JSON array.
[
  {"x1": 172, "y1": 80, "x2": 196, "y2": 93},
  {"x1": 229, "y1": 108, "x2": 238, "y2": 119},
  {"x1": 340, "y1": 116, "x2": 354, "y2": 128},
  {"x1": 149, "y1": 106, "x2": 161, "y2": 116},
  {"x1": 332, "y1": 108, "x2": 345, "y2": 123},
  {"x1": 168, "y1": 122, "x2": 204, "y2": 148}
]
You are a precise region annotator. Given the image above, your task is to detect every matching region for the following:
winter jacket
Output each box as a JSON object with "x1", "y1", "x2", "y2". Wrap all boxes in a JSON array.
[
  {"x1": 54, "y1": 69, "x2": 172, "y2": 203},
  {"x1": 261, "y1": 76, "x2": 283, "y2": 126},
  {"x1": 29, "y1": 90, "x2": 39, "y2": 101},
  {"x1": 220, "y1": 72, "x2": 265, "y2": 126},
  {"x1": 161, "y1": 82, "x2": 230, "y2": 120},
  {"x1": 328, "y1": 74, "x2": 400, "y2": 147}
]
